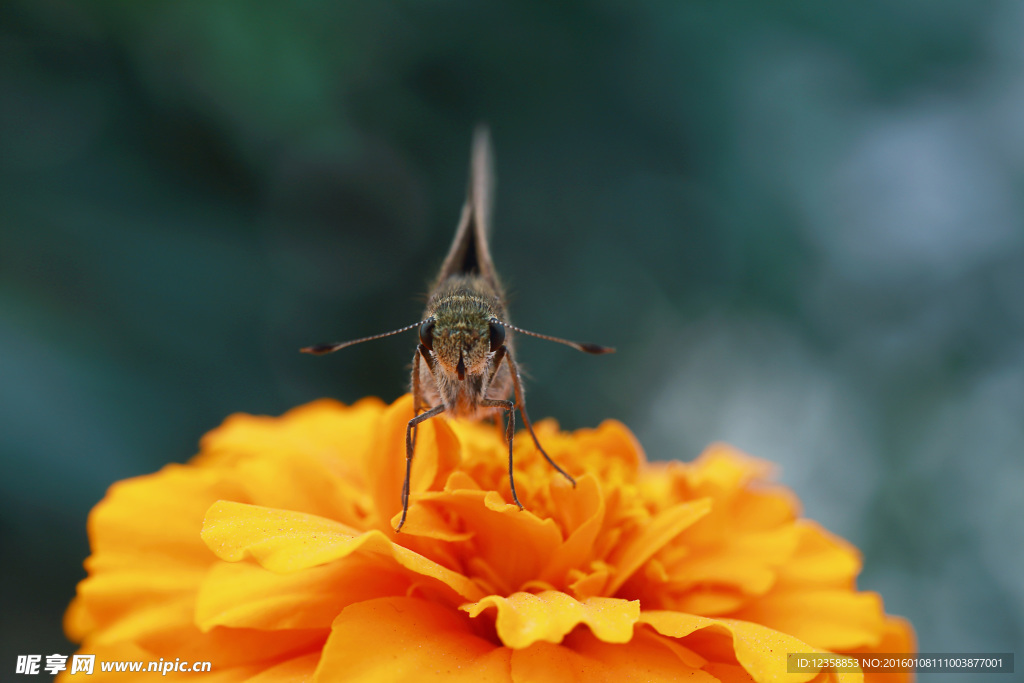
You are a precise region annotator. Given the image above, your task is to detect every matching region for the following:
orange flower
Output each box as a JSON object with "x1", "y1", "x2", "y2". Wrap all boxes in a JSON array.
[{"x1": 64, "y1": 395, "x2": 914, "y2": 682}]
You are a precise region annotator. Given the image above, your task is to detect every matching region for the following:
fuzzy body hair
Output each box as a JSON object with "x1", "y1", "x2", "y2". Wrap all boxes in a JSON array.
[{"x1": 417, "y1": 274, "x2": 513, "y2": 420}]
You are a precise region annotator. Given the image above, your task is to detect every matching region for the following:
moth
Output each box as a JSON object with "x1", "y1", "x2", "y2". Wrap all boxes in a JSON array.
[{"x1": 302, "y1": 127, "x2": 613, "y2": 531}]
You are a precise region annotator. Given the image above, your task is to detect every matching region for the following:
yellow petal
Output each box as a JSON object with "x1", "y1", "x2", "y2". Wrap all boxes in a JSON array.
[
  {"x1": 195, "y1": 557, "x2": 411, "y2": 631},
  {"x1": 381, "y1": 498, "x2": 476, "y2": 541},
  {"x1": 689, "y1": 444, "x2": 776, "y2": 492},
  {"x1": 671, "y1": 588, "x2": 746, "y2": 616},
  {"x1": 246, "y1": 652, "x2": 322, "y2": 683},
  {"x1": 408, "y1": 488, "x2": 564, "y2": 591},
  {"x1": 197, "y1": 399, "x2": 386, "y2": 527},
  {"x1": 55, "y1": 640, "x2": 266, "y2": 682},
  {"x1": 573, "y1": 419, "x2": 645, "y2": 478},
  {"x1": 729, "y1": 485, "x2": 799, "y2": 528},
  {"x1": 509, "y1": 627, "x2": 715, "y2": 683},
  {"x1": 640, "y1": 611, "x2": 865, "y2": 683},
  {"x1": 539, "y1": 475, "x2": 605, "y2": 586},
  {"x1": 774, "y1": 522, "x2": 861, "y2": 588},
  {"x1": 201, "y1": 501, "x2": 484, "y2": 602},
  {"x1": 606, "y1": 498, "x2": 712, "y2": 594},
  {"x1": 67, "y1": 563, "x2": 206, "y2": 641},
  {"x1": 852, "y1": 615, "x2": 916, "y2": 683},
  {"x1": 462, "y1": 591, "x2": 640, "y2": 649},
  {"x1": 197, "y1": 397, "x2": 383, "y2": 472},
  {"x1": 665, "y1": 524, "x2": 802, "y2": 596},
  {"x1": 732, "y1": 590, "x2": 885, "y2": 651},
  {"x1": 201, "y1": 501, "x2": 360, "y2": 569},
  {"x1": 82, "y1": 590, "x2": 326, "y2": 668},
  {"x1": 568, "y1": 564, "x2": 612, "y2": 599},
  {"x1": 88, "y1": 464, "x2": 246, "y2": 562},
  {"x1": 315, "y1": 597, "x2": 512, "y2": 682},
  {"x1": 368, "y1": 394, "x2": 462, "y2": 528}
]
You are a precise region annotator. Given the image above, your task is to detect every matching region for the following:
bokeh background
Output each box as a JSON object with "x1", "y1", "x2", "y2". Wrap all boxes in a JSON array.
[{"x1": 2, "y1": 0, "x2": 1022, "y2": 672}]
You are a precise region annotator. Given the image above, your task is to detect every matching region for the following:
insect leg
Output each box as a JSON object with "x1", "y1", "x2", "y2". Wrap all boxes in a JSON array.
[
  {"x1": 410, "y1": 344, "x2": 437, "y2": 458},
  {"x1": 484, "y1": 345, "x2": 507, "y2": 387},
  {"x1": 398, "y1": 403, "x2": 446, "y2": 533},
  {"x1": 502, "y1": 347, "x2": 577, "y2": 487},
  {"x1": 412, "y1": 346, "x2": 423, "y2": 417},
  {"x1": 480, "y1": 396, "x2": 523, "y2": 510}
]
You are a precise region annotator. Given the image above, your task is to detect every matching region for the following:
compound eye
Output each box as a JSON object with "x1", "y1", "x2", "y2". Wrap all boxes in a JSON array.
[
  {"x1": 488, "y1": 319, "x2": 505, "y2": 353},
  {"x1": 419, "y1": 318, "x2": 436, "y2": 350}
]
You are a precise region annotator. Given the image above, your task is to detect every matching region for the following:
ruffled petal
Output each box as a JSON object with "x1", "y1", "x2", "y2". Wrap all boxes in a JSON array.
[
  {"x1": 369, "y1": 394, "x2": 462, "y2": 529},
  {"x1": 195, "y1": 557, "x2": 411, "y2": 631},
  {"x1": 87, "y1": 464, "x2": 247, "y2": 562},
  {"x1": 83, "y1": 589, "x2": 325, "y2": 667},
  {"x1": 246, "y1": 652, "x2": 322, "y2": 683},
  {"x1": 55, "y1": 640, "x2": 266, "y2": 682},
  {"x1": 462, "y1": 591, "x2": 640, "y2": 649},
  {"x1": 640, "y1": 611, "x2": 865, "y2": 683},
  {"x1": 538, "y1": 475, "x2": 605, "y2": 587},
  {"x1": 606, "y1": 498, "x2": 712, "y2": 593},
  {"x1": 67, "y1": 394, "x2": 914, "y2": 681},
  {"x1": 201, "y1": 501, "x2": 485, "y2": 602},
  {"x1": 509, "y1": 627, "x2": 714, "y2": 683},
  {"x1": 66, "y1": 562, "x2": 207, "y2": 642},
  {"x1": 408, "y1": 488, "x2": 565, "y2": 592},
  {"x1": 315, "y1": 597, "x2": 512, "y2": 682},
  {"x1": 732, "y1": 590, "x2": 885, "y2": 651},
  {"x1": 663, "y1": 524, "x2": 801, "y2": 595},
  {"x1": 853, "y1": 616, "x2": 916, "y2": 683},
  {"x1": 773, "y1": 522, "x2": 862, "y2": 588}
]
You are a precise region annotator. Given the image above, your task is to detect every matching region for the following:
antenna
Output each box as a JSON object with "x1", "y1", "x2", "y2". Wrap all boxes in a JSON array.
[
  {"x1": 300, "y1": 320, "x2": 426, "y2": 355},
  {"x1": 500, "y1": 321, "x2": 615, "y2": 355}
]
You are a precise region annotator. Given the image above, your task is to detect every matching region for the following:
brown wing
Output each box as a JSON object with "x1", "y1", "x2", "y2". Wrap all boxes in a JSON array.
[{"x1": 433, "y1": 125, "x2": 501, "y2": 291}]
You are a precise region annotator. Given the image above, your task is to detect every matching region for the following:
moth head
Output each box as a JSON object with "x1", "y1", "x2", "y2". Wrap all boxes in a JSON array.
[{"x1": 424, "y1": 312, "x2": 504, "y2": 381}]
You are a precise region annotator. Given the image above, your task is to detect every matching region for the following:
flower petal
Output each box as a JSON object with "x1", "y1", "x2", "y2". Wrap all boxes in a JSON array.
[
  {"x1": 201, "y1": 501, "x2": 485, "y2": 602},
  {"x1": 66, "y1": 562, "x2": 207, "y2": 642},
  {"x1": 315, "y1": 597, "x2": 512, "y2": 682},
  {"x1": 606, "y1": 498, "x2": 712, "y2": 593},
  {"x1": 852, "y1": 616, "x2": 916, "y2": 683},
  {"x1": 201, "y1": 501, "x2": 360, "y2": 569},
  {"x1": 369, "y1": 394, "x2": 462, "y2": 528},
  {"x1": 640, "y1": 611, "x2": 864, "y2": 683},
  {"x1": 55, "y1": 640, "x2": 266, "y2": 682},
  {"x1": 409, "y1": 488, "x2": 564, "y2": 592},
  {"x1": 539, "y1": 475, "x2": 605, "y2": 587},
  {"x1": 84, "y1": 590, "x2": 326, "y2": 667},
  {"x1": 67, "y1": 394, "x2": 913, "y2": 683},
  {"x1": 198, "y1": 399, "x2": 386, "y2": 528},
  {"x1": 663, "y1": 524, "x2": 801, "y2": 596},
  {"x1": 509, "y1": 627, "x2": 715, "y2": 683},
  {"x1": 774, "y1": 522, "x2": 861, "y2": 588},
  {"x1": 732, "y1": 590, "x2": 885, "y2": 651},
  {"x1": 195, "y1": 557, "x2": 411, "y2": 631},
  {"x1": 462, "y1": 591, "x2": 640, "y2": 649},
  {"x1": 88, "y1": 464, "x2": 247, "y2": 562},
  {"x1": 246, "y1": 652, "x2": 322, "y2": 683}
]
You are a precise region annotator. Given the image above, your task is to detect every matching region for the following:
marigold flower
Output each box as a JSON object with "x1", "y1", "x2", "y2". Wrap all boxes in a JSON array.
[{"x1": 64, "y1": 395, "x2": 914, "y2": 682}]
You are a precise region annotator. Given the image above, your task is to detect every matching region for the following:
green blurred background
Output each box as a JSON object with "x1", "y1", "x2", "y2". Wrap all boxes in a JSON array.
[{"x1": 2, "y1": 0, "x2": 1022, "y2": 670}]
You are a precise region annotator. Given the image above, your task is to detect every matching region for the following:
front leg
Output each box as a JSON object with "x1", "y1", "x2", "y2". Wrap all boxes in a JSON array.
[
  {"x1": 409, "y1": 343, "x2": 436, "y2": 467},
  {"x1": 398, "y1": 404, "x2": 446, "y2": 532},
  {"x1": 411, "y1": 343, "x2": 436, "y2": 417},
  {"x1": 480, "y1": 397, "x2": 523, "y2": 510},
  {"x1": 500, "y1": 346, "x2": 576, "y2": 488}
]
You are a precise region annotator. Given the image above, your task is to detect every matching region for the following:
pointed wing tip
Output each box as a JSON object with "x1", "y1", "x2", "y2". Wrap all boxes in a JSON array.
[{"x1": 471, "y1": 125, "x2": 494, "y2": 174}]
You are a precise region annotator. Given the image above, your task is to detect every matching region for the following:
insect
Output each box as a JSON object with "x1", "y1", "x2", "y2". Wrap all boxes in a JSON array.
[{"x1": 302, "y1": 127, "x2": 613, "y2": 531}]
